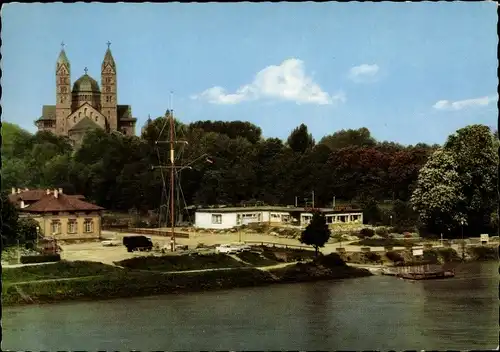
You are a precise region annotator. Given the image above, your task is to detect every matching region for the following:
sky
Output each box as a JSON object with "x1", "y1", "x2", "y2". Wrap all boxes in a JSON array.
[{"x1": 1, "y1": 2, "x2": 498, "y2": 145}]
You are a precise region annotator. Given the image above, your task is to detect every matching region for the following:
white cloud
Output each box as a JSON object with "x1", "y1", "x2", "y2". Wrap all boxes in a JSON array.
[
  {"x1": 348, "y1": 64, "x2": 380, "y2": 82},
  {"x1": 191, "y1": 58, "x2": 344, "y2": 105},
  {"x1": 432, "y1": 94, "x2": 498, "y2": 111}
]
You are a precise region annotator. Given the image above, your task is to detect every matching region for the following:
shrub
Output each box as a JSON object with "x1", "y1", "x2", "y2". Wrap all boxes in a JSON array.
[
  {"x1": 437, "y1": 248, "x2": 460, "y2": 262},
  {"x1": 363, "y1": 252, "x2": 381, "y2": 263},
  {"x1": 116, "y1": 253, "x2": 248, "y2": 271},
  {"x1": 353, "y1": 238, "x2": 408, "y2": 247},
  {"x1": 389, "y1": 225, "x2": 416, "y2": 234},
  {"x1": 422, "y1": 250, "x2": 439, "y2": 264},
  {"x1": 314, "y1": 253, "x2": 346, "y2": 268},
  {"x1": 386, "y1": 251, "x2": 404, "y2": 263},
  {"x1": 375, "y1": 227, "x2": 389, "y2": 237},
  {"x1": 467, "y1": 246, "x2": 498, "y2": 261},
  {"x1": 359, "y1": 228, "x2": 375, "y2": 239},
  {"x1": 20, "y1": 254, "x2": 61, "y2": 264}
]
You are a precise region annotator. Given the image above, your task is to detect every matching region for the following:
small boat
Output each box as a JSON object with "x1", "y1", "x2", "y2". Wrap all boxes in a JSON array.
[
  {"x1": 397, "y1": 270, "x2": 455, "y2": 281},
  {"x1": 383, "y1": 263, "x2": 455, "y2": 281}
]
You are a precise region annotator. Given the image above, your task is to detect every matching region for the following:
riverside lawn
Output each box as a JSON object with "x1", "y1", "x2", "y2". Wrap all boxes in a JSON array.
[{"x1": 2, "y1": 249, "x2": 372, "y2": 307}]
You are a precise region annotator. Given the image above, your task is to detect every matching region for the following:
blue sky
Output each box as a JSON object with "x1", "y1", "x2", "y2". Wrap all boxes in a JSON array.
[{"x1": 1, "y1": 2, "x2": 498, "y2": 145}]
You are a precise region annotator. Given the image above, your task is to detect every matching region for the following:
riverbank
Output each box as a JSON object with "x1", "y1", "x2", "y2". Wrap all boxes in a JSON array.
[
  {"x1": 2, "y1": 253, "x2": 371, "y2": 307},
  {"x1": 341, "y1": 246, "x2": 498, "y2": 265}
]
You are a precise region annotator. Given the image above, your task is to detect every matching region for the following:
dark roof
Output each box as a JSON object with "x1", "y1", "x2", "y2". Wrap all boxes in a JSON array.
[
  {"x1": 195, "y1": 206, "x2": 362, "y2": 214},
  {"x1": 69, "y1": 116, "x2": 100, "y2": 132},
  {"x1": 72, "y1": 74, "x2": 100, "y2": 93},
  {"x1": 38, "y1": 105, "x2": 56, "y2": 121},
  {"x1": 9, "y1": 190, "x2": 86, "y2": 208},
  {"x1": 117, "y1": 105, "x2": 132, "y2": 119},
  {"x1": 22, "y1": 193, "x2": 104, "y2": 213}
]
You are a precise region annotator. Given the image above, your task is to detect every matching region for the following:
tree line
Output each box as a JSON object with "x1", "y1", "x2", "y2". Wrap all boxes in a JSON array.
[{"x1": 1, "y1": 117, "x2": 497, "y2": 238}]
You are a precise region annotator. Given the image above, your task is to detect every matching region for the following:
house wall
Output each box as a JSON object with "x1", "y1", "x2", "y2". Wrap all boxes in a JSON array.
[
  {"x1": 195, "y1": 209, "x2": 364, "y2": 229},
  {"x1": 268, "y1": 212, "x2": 292, "y2": 225},
  {"x1": 29, "y1": 211, "x2": 102, "y2": 240},
  {"x1": 194, "y1": 212, "x2": 238, "y2": 229},
  {"x1": 301, "y1": 212, "x2": 364, "y2": 226}
]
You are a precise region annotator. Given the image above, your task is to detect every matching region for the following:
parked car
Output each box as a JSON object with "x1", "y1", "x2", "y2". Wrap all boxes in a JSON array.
[
  {"x1": 215, "y1": 244, "x2": 243, "y2": 254},
  {"x1": 123, "y1": 236, "x2": 153, "y2": 252},
  {"x1": 101, "y1": 239, "x2": 121, "y2": 247},
  {"x1": 230, "y1": 242, "x2": 251, "y2": 252}
]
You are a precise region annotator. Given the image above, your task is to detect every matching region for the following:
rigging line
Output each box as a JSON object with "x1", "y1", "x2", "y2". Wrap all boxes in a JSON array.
[
  {"x1": 156, "y1": 147, "x2": 169, "y2": 227},
  {"x1": 177, "y1": 171, "x2": 193, "y2": 224},
  {"x1": 155, "y1": 117, "x2": 169, "y2": 145}
]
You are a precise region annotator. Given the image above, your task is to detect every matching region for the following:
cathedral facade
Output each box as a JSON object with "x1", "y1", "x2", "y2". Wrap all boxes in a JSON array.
[{"x1": 35, "y1": 44, "x2": 137, "y2": 146}]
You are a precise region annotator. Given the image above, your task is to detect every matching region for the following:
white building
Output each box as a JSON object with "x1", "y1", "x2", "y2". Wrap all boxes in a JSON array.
[{"x1": 194, "y1": 206, "x2": 363, "y2": 230}]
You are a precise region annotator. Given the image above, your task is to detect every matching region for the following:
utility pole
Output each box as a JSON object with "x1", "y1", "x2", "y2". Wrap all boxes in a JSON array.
[
  {"x1": 332, "y1": 196, "x2": 336, "y2": 209},
  {"x1": 312, "y1": 190, "x2": 315, "y2": 209},
  {"x1": 295, "y1": 196, "x2": 298, "y2": 207}
]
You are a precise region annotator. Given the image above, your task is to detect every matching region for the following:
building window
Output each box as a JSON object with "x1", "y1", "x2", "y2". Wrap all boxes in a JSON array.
[
  {"x1": 95, "y1": 116, "x2": 98, "y2": 122},
  {"x1": 106, "y1": 96, "x2": 110, "y2": 103},
  {"x1": 84, "y1": 219, "x2": 93, "y2": 233},
  {"x1": 84, "y1": 108, "x2": 87, "y2": 115},
  {"x1": 74, "y1": 116, "x2": 76, "y2": 123},
  {"x1": 51, "y1": 220, "x2": 61, "y2": 235},
  {"x1": 211, "y1": 214, "x2": 222, "y2": 224},
  {"x1": 68, "y1": 220, "x2": 77, "y2": 234}
]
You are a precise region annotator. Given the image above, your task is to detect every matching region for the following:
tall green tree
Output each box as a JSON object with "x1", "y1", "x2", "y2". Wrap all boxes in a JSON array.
[
  {"x1": 319, "y1": 127, "x2": 376, "y2": 151},
  {"x1": 1, "y1": 193, "x2": 19, "y2": 248},
  {"x1": 411, "y1": 125, "x2": 498, "y2": 237},
  {"x1": 287, "y1": 123, "x2": 315, "y2": 154},
  {"x1": 300, "y1": 211, "x2": 331, "y2": 256}
]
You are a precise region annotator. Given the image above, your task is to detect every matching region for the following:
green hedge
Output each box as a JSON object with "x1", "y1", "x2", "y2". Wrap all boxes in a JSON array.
[
  {"x1": 115, "y1": 253, "x2": 248, "y2": 271},
  {"x1": 20, "y1": 254, "x2": 61, "y2": 264}
]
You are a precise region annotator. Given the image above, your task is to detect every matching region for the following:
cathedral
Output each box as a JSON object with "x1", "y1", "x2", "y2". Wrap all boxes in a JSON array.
[{"x1": 35, "y1": 43, "x2": 137, "y2": 146}]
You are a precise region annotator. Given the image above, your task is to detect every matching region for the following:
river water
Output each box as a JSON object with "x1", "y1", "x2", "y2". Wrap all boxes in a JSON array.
[{"x1": 2, "y1": 261, "x2": 498, "y2": 350}]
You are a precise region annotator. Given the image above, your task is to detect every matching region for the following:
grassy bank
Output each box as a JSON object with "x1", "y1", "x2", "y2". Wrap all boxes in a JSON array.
[
  {"x1": 2, "y1": 253, "x2": 371, "y2": 307},
  {"x1": 350, "y1": 238, "x2": 419, "y2": 247},
  {"x1": 115, "y1": 253, "x2": 248, "y2": 271},
  {"x1": 2, "y1": 268, "x2": 276, "y2": 306},
  {"x1": 2, "y1": 261, "x2": 122, "y2": 283}
]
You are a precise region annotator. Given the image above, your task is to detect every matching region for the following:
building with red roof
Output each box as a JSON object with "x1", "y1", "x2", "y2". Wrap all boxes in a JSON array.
[{"x1": 9, "y1": 188, "x2": 104, "y2": 240}]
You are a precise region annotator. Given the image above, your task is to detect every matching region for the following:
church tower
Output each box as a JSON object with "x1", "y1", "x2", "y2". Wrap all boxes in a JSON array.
[
  {"x1": 55, "y1": 43, "x2": 71, "y2": 135},
  {"x1": 101, "y1": 42, "x2": 118, "y2": 131}
]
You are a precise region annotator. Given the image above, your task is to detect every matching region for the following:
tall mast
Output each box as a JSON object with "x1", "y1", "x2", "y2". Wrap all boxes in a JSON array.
[
  {"x1": 169, "y1": 109, "x2": 176, "y2": 250},
  {"x1": 152, "y1": 91, "x2": 213, "y2": 252}
]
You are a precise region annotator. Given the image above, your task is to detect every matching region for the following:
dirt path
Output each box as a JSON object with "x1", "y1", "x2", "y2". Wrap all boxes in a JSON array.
[{"x1": 5, "y1": 275, "x2": 105, "y2": 287}]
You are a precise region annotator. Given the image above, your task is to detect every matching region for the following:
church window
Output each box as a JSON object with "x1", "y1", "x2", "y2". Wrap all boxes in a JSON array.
[
  {"x1": 84, "y1": 108, "x2": 87, "y2": 115},
  {"x1": 106, "y1": 96, "x2": 110, "y2": 103},
  {"x1": 74, "y1": 116, "x2": 76, "y2": 123},
  {"x1": 78, "y1": 112, "x2": 81, "y2": 117},
  {"x1": 60, "y1": 97, "x2": 63, "y2": 103}
]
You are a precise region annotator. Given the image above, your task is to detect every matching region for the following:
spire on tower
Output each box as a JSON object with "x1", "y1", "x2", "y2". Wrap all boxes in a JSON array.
[
  {"x1": 57, "y1": 42, "x2": 70, "y2": 69},
  {"x1": 102, "y1": 41, "x2": 116, "y2": 70}
]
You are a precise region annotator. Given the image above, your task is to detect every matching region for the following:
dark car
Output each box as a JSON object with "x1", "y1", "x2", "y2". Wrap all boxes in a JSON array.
[{"x1": 123, "y1": 236, "x2": 153, "y2": 252}]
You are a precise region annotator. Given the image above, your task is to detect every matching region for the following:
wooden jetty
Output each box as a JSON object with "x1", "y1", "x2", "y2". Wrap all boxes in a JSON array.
[{"x1": 382, "y1": 263, "x2": 455, "y2": 280}]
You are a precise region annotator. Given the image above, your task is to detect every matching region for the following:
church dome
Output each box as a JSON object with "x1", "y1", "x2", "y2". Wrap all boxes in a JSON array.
[{"x1": 72, "y1": 74, "x2": 100, "y2": 93}]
